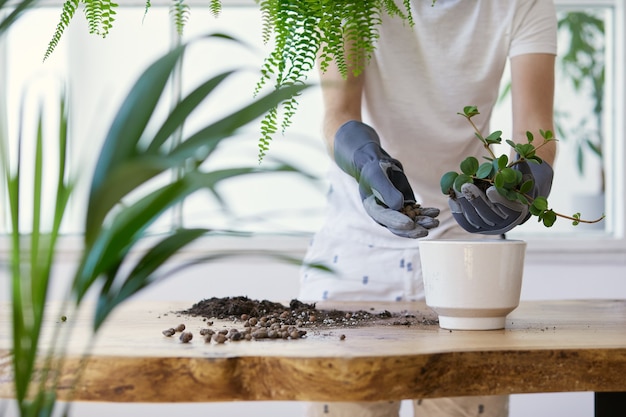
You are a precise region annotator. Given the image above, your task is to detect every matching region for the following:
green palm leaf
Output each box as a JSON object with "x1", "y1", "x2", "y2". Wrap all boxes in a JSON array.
[{"x1": 94, "y1": 228, "x2": 209, "y2": 329}]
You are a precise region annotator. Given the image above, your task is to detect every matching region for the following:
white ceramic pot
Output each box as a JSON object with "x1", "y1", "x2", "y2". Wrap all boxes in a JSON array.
[{"x1": 418, "y1": 239, "x2": 527, "y2": 331}]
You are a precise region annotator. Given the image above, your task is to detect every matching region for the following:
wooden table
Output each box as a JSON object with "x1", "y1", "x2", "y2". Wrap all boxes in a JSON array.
[{"x1": 1, "y1": 299, "x2": 625, "y2": 416}]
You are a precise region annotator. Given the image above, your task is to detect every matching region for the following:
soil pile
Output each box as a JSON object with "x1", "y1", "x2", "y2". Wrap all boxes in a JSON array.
[{"x1": 178, "y1": 296, "x2": 438, "y2": 328}]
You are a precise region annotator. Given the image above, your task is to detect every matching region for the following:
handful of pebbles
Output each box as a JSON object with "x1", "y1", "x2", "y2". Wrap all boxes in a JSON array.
[{"x1": 400, "y1": 202, "x2": 440, "y2": 220}]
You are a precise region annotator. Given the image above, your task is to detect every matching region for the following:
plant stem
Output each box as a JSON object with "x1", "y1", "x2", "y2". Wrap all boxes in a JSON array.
[
  {"x1": 465, "y1": 115, "x2": 498, "y2": 160},
  {"x1": 555, "y1": 212, "x2": 605, "y2": 224}
]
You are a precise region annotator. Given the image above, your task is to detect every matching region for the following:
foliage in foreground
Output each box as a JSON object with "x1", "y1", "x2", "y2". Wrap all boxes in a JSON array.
[{"x1": 2, "y1": 32, "x2": 313, "y2": 416}]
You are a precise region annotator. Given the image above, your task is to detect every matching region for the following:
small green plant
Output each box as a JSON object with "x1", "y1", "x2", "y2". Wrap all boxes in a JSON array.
[{"x1": 440, "y1": 106, "x2": 605, "y2": 227}]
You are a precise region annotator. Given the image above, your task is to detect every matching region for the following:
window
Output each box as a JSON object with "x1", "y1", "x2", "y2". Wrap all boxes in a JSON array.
[
  {"x1": 1, "y1": 0, "x2": 625, "y2": 257},
  {"x1": 0, "y1": 2, "x2": 329, "y2": 236},
  {"x1": 500, "y1": 1, "x2": 626, "y2": 256}
]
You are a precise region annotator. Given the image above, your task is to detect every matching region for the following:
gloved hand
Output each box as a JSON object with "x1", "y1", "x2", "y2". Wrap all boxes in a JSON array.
[
  {"x1": 334, "y1": 120, "x2": 440, "y2": 238},
  {"x1": 449, "y1": 160, "x2": 553, "y2": 235}
]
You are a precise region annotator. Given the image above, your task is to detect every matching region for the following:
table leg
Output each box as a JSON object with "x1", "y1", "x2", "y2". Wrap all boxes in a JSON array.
[{"x1": 595, "y1": 392, "x2": 626, "y2": 417}]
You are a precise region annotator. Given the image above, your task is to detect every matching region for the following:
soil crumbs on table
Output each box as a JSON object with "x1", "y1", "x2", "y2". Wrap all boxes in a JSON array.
[
  {"x1": 178, "y1": 296, "x2": 438, "y2": 328},
  {"x1": 165, "y1": 296, "x2": 437, "y2": 344}
]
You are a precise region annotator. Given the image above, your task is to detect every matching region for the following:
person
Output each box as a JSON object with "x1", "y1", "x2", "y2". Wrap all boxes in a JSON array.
[{"x1": 299, "y1": 1, "x2": 558, "y2": 416}]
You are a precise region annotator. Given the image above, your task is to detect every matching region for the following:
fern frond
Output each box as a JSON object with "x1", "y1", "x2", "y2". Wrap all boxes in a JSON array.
[
  {"x1": 208, "y1": 0, "x2": 222, "y2": 17},
  {"x1": 84, "y1": 0, "x2": 118, "y2": 38},
  {"x1": 316, "y1": 1, "x2": 346, "y2": 76},
  {"x1": 143, "y1": 0, "x2": 151, "y2": 23},
  {"x1": 258, "y1": 106, "x2": 278, "y2": 163},
  {"x1": 402, "y1": 0, "x2": 414, "y2": 26},
  {"x1": 170, "y1": 0, "x2": 190, "y2": 37},
  {"x1": 344, "y1": 0, "x2": 381, "y2": 77},
  {"x1": 43, "y1": 0, "x2": 80, "y2": 62},
  {"x1": 258, "y1": 0, "x2": 277, "y2": 44},
  {"x1": 380, "y1": 0, "x2": 414, "y2": 26},
  {"x1": 255, "y1": 0, "x2": 321, "y2": 160}
]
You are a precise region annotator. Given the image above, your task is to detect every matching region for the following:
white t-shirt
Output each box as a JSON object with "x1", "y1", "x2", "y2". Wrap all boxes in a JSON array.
[{"x1": 300, "y1": 0, "x2": 557, "y2": 301}]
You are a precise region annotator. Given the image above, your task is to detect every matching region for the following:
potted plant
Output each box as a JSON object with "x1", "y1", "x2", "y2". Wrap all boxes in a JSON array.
[{"x1": 425, "y1": 106, "x2": 604, "y2": 331}]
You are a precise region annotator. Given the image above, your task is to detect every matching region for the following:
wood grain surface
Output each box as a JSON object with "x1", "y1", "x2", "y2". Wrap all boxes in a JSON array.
[{"x1": 1, "y1": 299, "x2": 625, "y2": 402}]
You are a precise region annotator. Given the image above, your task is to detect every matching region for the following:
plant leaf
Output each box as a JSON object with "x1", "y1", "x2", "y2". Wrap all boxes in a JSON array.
[
  {"x1": 460, "y1": 156, "x2": 479, "y2": 176},
  {"x1": 146, "y1": 70, "x2": 236, "y2": 153},
  {"x1": 453, "y1": 174, "x2": 473, "y2": 192},
  {"x1": 86, "y1": 42, "x2": 188, "y2": 242},
  {"x1": 541, "y1": 209, "x2": 557, "y2": 227},
  {"x1": 440, "y1": 171, "x2": 458, "y2": 194},
  {"x1": 168, "y1": 83, "x2": 308, "y2": 162},
  {"x1": 476, "y1": 162, "x2": 493, "y2": 179},
  {"x1": 519, "y1": 179, "x2": 534, "y2": 194},
  {"x1": 532, "y1": 196, "x2": 549, "y2": 212},
  {"x1": 485, "y1": 130, "x2": 502, "y2": 145},
  {"x1": 462, "y1": 105, "x2": 479, "y2": 117},
  {"x1": 497, "y1": 154, "x2": 508, "y2": 170},
  {"x1": 93, "y1": 228, "x2": 209, "y2": 330}
]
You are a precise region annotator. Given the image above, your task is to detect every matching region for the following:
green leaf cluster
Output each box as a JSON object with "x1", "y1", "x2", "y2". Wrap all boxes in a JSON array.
[
  {"x1": 44, "y1": 0, "x2": 118, "y2": 61},
  {"x1": 440, "y1": 106, "x2": 602, "y2": 228},
  {"x1": 2, "y1": 82, "x2": 73, "y2": 417},
  {"x1": 253, "y1": 0, "x2": 416, "y2": 160},
  {"x1": 76, "y1": 34, "x2": 308, "y2": 329},
  {"x1": 42, "y1": 1, "x2": 421, "y2": 161},
  {"x1": 4, "y1": 32, "x2": 312, "y2": 416}
]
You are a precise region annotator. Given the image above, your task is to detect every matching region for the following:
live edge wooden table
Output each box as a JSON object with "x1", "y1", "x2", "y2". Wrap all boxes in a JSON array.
[{"x1": 1, "y1": 299, "x2": 625, "y2": 416}]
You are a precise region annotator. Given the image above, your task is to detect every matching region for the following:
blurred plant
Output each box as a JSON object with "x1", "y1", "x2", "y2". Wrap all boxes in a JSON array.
[
  {"x1": 557, "y1": 10, "x2": 605, "y2": 191},
  {"x1": 2, "y1": 79, "x2": 73, "y2": 417},
  {"x1": 0, "y1": 0, "x2": 39, "y2": 35},
  {"x1": 2, "y1": 31, "x2": 319, "y2": 416},
  {"x1": 498, "y1": 10, "x2": 606, "y2": 191}
]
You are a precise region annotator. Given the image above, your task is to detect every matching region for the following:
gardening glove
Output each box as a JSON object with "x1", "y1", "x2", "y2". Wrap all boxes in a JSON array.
[
  {"x1": 449, "y1": 161, "x2": 553, "y2": 235},
  {"x1": 334, "y1": 120, "x2": 440, "y2": 238}
]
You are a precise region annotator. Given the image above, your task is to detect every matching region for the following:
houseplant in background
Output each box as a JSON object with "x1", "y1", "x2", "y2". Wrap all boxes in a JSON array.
[
  {"x1": 497, "y1": 10, "x2": 607, "y2": 226},
  {"x1": 2, "y1": 4, "x2": 314, "y2": 412},
  {"x1": 556, "y1": 10, "x2": 606, "y2": 226}
]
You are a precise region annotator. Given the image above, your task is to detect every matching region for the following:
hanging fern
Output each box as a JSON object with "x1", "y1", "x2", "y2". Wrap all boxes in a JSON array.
[
  {"x1": 84, "y1": 0, "x2": 118, "y2": 37},
  {"x1": 143, "y1": 1, "x2": 152, "y2": 23},
  {"x1": 43, "y1": 0, "x2": 80, "y2": 62},
  {"x1": 44, "y1": 0, "x2": 119, "y2": 61},
  {"x1": 254, "y1": 0, "x2": 415, "y2": 160},
  {"x1": 208, "y1": 0, "x2": 222, "y2": 17},
  {"x1": 170, "y1": 0, "x2": 190, "y2": 36},
  {"x1": 44, "y1": 0, "x2": 425, "y2": 158}
]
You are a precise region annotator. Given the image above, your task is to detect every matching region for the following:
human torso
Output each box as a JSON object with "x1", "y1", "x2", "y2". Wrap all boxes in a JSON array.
[{"x1": 323, "y1": 0, "x2": 557, "y2": 247}]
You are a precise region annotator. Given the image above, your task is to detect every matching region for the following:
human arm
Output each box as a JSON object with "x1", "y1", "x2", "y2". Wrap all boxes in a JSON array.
[
  {"x1": 511, "y1": 53, "x2": 557, "y2": 165},
  {"x1": 450, "y1": 53, "x2": 557, "y2": 234},
  {"x1": 319, "y1": 52, "x2": 439, "y2": 238}
]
